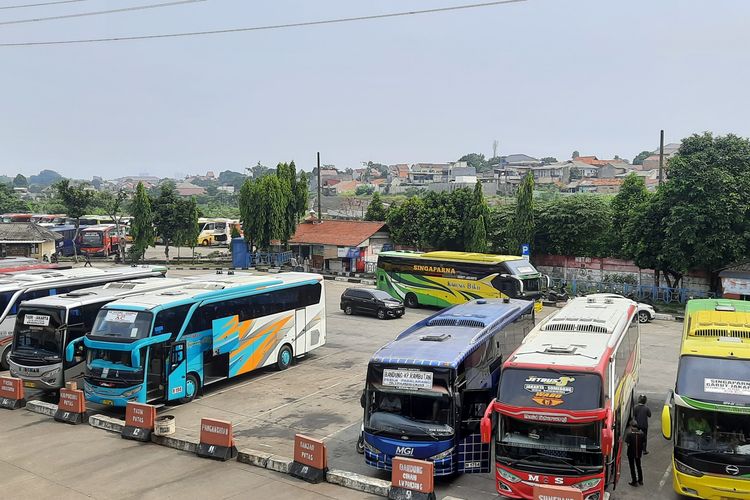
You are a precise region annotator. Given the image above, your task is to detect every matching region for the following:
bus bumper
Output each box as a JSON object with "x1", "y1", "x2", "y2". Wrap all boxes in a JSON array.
[
  {"x1": 9, "y1": 361, "x2": 63, "y2": 390},
  {"x1": 673, "y1": 465, "x2": 750, "y2": 499},
  {"x1": 494, "y1": 463, "x2": 604, "y2": 500},
  {"x1": 83, "y1": 381, "x2": 141, "y2": 407}
]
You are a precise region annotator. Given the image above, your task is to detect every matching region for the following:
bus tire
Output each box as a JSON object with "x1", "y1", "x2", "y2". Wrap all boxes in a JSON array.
[
  {"x1": 179, "y1": 373, "x2": 199, "y2": 404},
  {"x1": 1, "y1": 345, "x2": 10, "y2": 370},
  {"x1": 405, "y1": 293, "x2": 419, "y2": 308},
  {"x1": 277, "y1": 344, "x2": 293, "y2": 371},
  {"x1": 377, "y1": 308, "x2": 386, "y2": 320}
]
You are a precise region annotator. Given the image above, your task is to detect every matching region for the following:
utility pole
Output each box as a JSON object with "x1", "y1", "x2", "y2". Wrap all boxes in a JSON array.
[
  {"x1": 317, "y1": 152, "x2": 322, "y2": 223},
  {"x1": 658, "y1": 129, "x2": 665, "y2": 186}
]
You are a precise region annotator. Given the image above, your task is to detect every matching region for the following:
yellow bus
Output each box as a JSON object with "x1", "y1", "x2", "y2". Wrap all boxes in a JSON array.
[
  {"x1": 662, "y1": 299, "x2": 750, "y2": 499},
  {"x1": 375, "y1": 251, "x2": 547, "y2": 311}
]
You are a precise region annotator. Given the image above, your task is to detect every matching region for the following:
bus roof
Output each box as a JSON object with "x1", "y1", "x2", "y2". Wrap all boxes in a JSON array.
[
  {"x1": 370, "y1": 298, "x2": 533, "y2": 369},
  {"x1": 80, "y1": 224, "x2": 116, "y2": 231},
  {"x1": 49, "y1": 225, "x2": 77, "y2": 231},
  {"x1": 17, "y1": 277, "x2": 186, "y2": 309},
  {"x1": 378, "y1": 250, "x2": 524, "y2": 265},
  {"x1": 681, "y1": 299, "x2": 750, "y2": 359},
  {"x1": 506, "y1": 295, "x2": 636, "y2": 370},
  {"x1": 100, "y1": 272, "x2": 322, "y2": 311},
  {"x1": 0, "y1": 265, "x2": 167, "y2": 292}
]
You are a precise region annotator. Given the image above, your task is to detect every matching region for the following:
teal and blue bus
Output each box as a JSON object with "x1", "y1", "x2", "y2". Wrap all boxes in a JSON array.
[
  {"x1": 68, "y1": 272, "x2": 326, "y2": 406},
  {"x1": 362, "y1": 298, "x2": 535, "y2": 475}
]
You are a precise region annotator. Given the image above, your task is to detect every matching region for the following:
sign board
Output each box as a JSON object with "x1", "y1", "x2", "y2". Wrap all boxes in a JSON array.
[
  {"x1": 199, "y1": 418, "x2": 233, "y2": 448},
  {"x1": 0, "y1": 376, "x2": 25, "y2": 410},
  {"x1": 533, "y1": 485, "x2": 583, "y2": 500},
  {"x1": 54, "y1": 388, "x2": 87, "y2": 424},
  {"x1": 294, "y1": 434, "x2": 327, "y2": 470},
  {"x1": 105, "y1": 310, "x2": 138, "y2": 323},
  {"x1": 722, "y1": 278, "x2": 750, "y2": 295},
  {"x1": 383, "y1": 369, "x2": 433, "y2": 390},
  {"x1": 521, "y1": 243, "x2": 530, "y2": 261},
  {"x1": 391, "y1": 457, "x2": 434, "y2": 494},
  {"x1": 705, "y1": 378, "x2": 750, "y2": 397},
  {"x1": 125, "y1": 402, "x2": 156, "y2": 429},
  {"x1": 23, "y1": 314, "x2": 50, "y2": 327}
]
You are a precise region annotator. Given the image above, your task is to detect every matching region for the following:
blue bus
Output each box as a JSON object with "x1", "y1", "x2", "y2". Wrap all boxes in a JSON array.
[
  {"x1": 362, "y1": 298, "x2": 535, "y2": 476},
  {"x1": 67, "y1": 272, "x2": 326, "y2": 406},
  {"x1": 50, "y1": 225, "x2": 78, "y2": 257}
]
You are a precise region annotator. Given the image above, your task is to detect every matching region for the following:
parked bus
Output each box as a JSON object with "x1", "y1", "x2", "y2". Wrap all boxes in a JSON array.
[
  {"x1": 197, "y1": 218, "x2": 240, "y2": 247},
  {"x1": 50, "y1": 224, "x2": 78, "y2": 257},
  {"x1": 661, "y1": 299, "x2": 750, "y2": 499},
  {"x1": 362, "y1": 298, "x2": 535, "y2": 475},
  {"x1": 376, "y1": 251, "x2": 548, "y2": 311},
  {"x1": 78, "y1": 224, "x2": 121, "y2": 257},
  {"x1": 31, "y1": 214, "x2": 66, "y2": 225},
  {"x1": 9, "y1": 277, "x2": 185, "y2": 391},
  {"x1": 480, "y1": 295, "x2": 640, "y2": 499},
  {"x1": 69, "y1": 272, "x2": 326, "y2": 406},
  {"x1": 0, "y1": 265, "x2": 167, "y2": 370},
  {"x1": 0, "y1": 213, "x2": 33, "y2": 223}
]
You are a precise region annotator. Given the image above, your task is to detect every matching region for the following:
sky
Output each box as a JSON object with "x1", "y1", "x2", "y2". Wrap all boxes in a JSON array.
[{"x1": 1, "y1": 0, "x2": 749, "y2": 179}]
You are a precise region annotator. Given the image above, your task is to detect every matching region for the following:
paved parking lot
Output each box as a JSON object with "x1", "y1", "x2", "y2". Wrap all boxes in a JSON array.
[{"x1": 2, "y1": 269, "x2": 685, "y2": 499}]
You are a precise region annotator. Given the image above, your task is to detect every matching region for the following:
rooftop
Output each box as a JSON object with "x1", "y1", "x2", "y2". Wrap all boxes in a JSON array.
[
  {"x1": 0, "y1": 223, "x2": 63, "y2": 243},
  {"x1": 289, "y1": 220, "x2": 387, "y2": 247}
]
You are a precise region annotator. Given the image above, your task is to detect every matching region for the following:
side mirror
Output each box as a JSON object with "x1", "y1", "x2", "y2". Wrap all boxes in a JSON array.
[
  {"x1": 360, "y1": 389, "x2": 366, "y2": 409},
  {"x1": 601, "y1": 427, "x2": 614, "y2": 456},
  {"x1": 662, "y1": 390, "x2": 674, "y2": 440},
  {"x1": 481, "y1": 417, "x2": 492, "y2": 444}
]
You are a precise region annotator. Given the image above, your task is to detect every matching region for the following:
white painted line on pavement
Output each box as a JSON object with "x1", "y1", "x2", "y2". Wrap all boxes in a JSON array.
[
  {"x1": 321, "y1": 420, "x2": 360, "y2": 442},
  {"x1": 261, "y1": 380, "x2": 345, "y2": 414},
  {"x1": 658, "y1": 463, "x2": 672, "y2": 489}
]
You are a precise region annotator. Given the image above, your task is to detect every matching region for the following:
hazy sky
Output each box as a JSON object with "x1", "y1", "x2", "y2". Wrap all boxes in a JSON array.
[{"x1": 2, "y1": 0, "x2": 749, "y2": 179}]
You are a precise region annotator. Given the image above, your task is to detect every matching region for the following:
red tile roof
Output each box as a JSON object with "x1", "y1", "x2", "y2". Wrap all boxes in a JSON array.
[
  {"x1": 580, "y1": 178, "x2": 623, "y2": 186},
  {"x1": 289, "y1": 220, "x2": 387, "y2": 247}
]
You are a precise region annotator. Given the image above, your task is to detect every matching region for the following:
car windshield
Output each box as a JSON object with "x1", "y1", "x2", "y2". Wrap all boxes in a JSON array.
[
  {"x1": 13, "y1": 307, "x2": 66, "y2": 357},
  {"x1": 371, "y1": 290, "x2": 398, "y2": 301},
  {"x1": 498, "y1": 415, "x2": 603, "y2": 469},
  {"x1": 90, "y1": 310, "x2": 153, "y2": 341},
  {"x1": 365, "y1": 387, "x2": 454, "y2": 438},
  {"x1": 676, "y1": 406, "x2": 750, "y2": 456},
  {"x1": 81, "y1": 232, "x2": 103, "y2": 247}
]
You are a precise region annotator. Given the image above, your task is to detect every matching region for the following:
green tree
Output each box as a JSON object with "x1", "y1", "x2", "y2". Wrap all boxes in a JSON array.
[
  {"x1": 365, "y1": 192, "x2": 387, "y2": 221},
  {"x1": 152, "y1": 182, "x2": 181, "y2": 260},
  {"x1": 534, "y1": 195, "x2": 613, "y2": 257},
  {"x1": 0, "y1": 184, "x2": 29, "y2": 213},
  {"x1": 488, "y1": 204, "x2": 516, "y2": 254},
  {"x1": 632, "y1": 150, "x2": 652, "y2": 165},
  {"x1": 610, "y1": 174, "x2": 650, "y2": 258},
  {"x1": 511, "y1": 173, "x2": 534, "y2": 255},
  {"x1": 175, "y1": 197, "x2": 200, "y2": 260},
  {"x1": 386, "y1": 197, "x2": 424, "y2": 249},
  {"x1": 97, "y1": 188, "x2": 128, "y2": 262},
  {"x1": 13, "y1": 174, "x2": 27, "y2": 188},
  {"x1": 128, "y1": 182, "x2": 154, "y2": 263},
  {"x1": 294, "y1": 171, "x2": 309, "y2": 223},
  {"x1": 540, "y1": 157, "x2": 558, "y2": 165},
  {"x1": 458, "y1": 153, "x2": 488, "y2": 172},
  {"x1": 355, "y1": 184, "x2": 375, "y2": 196},
  {"x1": 465, "y1": 181, "x2": 488, "y2": 252},
  {"x1": 55, "y1": 179, "x2": 94, "y2": 262},
  {"x1": 572, "y1": 151, "x2": 580, "y2": 159},
  {"x1": 238, "y1": 176, "x2": 286, "y2": 251}
]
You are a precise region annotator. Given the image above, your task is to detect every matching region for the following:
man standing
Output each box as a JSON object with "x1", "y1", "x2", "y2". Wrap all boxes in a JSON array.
[
  {"x1": 626, "y1": 419, "x2": 645, "y2": 486},
  {"x1": 634, "y1": 394, "x2": 652, "y2": 454}
]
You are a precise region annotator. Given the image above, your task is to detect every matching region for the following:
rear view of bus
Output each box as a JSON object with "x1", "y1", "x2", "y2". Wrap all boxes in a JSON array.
[
  {"x1": 662, "y1": 299, "x2": 750, "y2": 500},
  {"x1": 482, "y1": 295, "x2": 640, "y2": 500},
  {"x1": 363, "y1": 298, "x2": 535, "y2": 475}
]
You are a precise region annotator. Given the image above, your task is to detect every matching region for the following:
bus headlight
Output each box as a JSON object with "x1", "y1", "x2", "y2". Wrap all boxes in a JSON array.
[
  {"x1": 363, "y1": 440, "x2": 381, "y2": 455},
  {"x1": 675, "y1": 460, "x2": 704, "y2": 477},
  {"x1": 121, "y1": 386, "x2": 143, "y2": 398},
  {"x1": 572, "y1": 478, "x2": 601, "y2": 491},
  {"x1": 497, "y1": 466, "x2": 521, "y2": 484},
  {"x1": 430, "y1": 447, "x2": 454, "y2": 461},
  {"x1": 41, "y1": 368, "x2": 61, "y2": 383}
]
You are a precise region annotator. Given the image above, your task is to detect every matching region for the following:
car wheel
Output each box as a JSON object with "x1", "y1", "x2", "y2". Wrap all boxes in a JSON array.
[
  {"x1": 405, "y1": 293, "x2": 419, "y2": 308},
  {"x1": 344, "y1": 305, "x2": 353, "y2": 315},
  {"x1": 178, "y1": 373, "x2": 199, "y2": 404},
  {"x1": 277, "y1": 344, "x2": 293, "y2": 371},
  {"x1": 202, "y1": 240, "x2": 210, "y2": 247},
  {"x1": 1, "y1": 346, "x2": 10, "y2": 370},
  {"x1": 377, "y1": 309, "x2": 386, "y2": 320},
  {"x1": 638, "y1": 311, "x2": 650, "y2": 323}
]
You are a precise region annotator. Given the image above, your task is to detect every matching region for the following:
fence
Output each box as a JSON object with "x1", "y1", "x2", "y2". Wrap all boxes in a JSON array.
[
  {"x1": 551, "y1": 278, "x2": 717, "y2": 304},
  {"x1": 252, "y1": 251, "x2": 293, "y2": 267}
]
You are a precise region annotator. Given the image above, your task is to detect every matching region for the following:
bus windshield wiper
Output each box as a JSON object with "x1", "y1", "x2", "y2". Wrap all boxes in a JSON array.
[
  {"x1": 535, "y1": 452, "x2": 586, "y2": 474},
  {"x1": 501, "y1": 453, "x2": 585, "y2": 473}
]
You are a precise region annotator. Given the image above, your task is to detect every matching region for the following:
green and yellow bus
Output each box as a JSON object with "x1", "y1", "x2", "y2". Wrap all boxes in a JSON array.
[
  {"x1": 662, "y1": 299, "x2": 750, "y2": 499},
  {"x1": 375, "y1": 251, "x2": 548, "y2": 310}
]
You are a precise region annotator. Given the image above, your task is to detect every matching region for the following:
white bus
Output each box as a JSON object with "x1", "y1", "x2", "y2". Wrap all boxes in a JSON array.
[
  {"x1": 9, "y1": 277, "x2": 185, "y2": 391},
  {"x1": 197, "y1": 218, "x2": 240, "y2": 247},
  {"x1": 74, "y1": 272, "x2": 326, "y2": 406},
  {"x1": 0, "y1": 266, "x2": 167, "y2": 369}
]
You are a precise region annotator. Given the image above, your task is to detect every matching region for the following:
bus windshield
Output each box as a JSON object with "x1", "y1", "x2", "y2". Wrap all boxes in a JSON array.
[
  {"x1": 676, "y1": 406, "x2": 750, "y2": 457},
  {"x1": 365, "y1": 387, "x2": 454, "y2": 439},
  {"x1": 13, "y1": 307, "x2": 65, "y2": 358},
  {"x1": 90, "y1": 310, "x2": 153, "y2": 341},
  {"x1": 498, "y1": 415, "x2": 603, "y2": 469},
  {"x1": 504, "y1": 259, "x2": 540, "y2": 277},
  {"x1": 81, "y1": 232, "x2": 103, "y2": 247},
  {"x1": 498, "y1": 369, "x2": 603, "y2": 410},
  {"x1": 677, "y1": 356, "x2": 750, "y2": 406}
]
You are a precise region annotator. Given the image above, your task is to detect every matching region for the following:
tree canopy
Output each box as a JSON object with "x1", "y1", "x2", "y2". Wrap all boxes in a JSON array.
[
  {"x1": 632, "y1": 150, "x2": 652, "y2": 165},
  {"x1": 128, "y1": 182, "x2": 154, "y2": 263},
  {"x1": 365, "y1": 192, "x2": 387, "y2": 221}
]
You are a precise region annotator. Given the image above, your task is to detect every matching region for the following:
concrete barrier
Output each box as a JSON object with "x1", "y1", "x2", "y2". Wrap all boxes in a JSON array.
[
  {"x1": 267, "y1": 455, "x2": 293, "y2": 474},
  {"x1": 237, "y1": 449, "x2": 272, "y2": 468},
  {"x1": 89, "y1": 414, "x2": 125, "y2": 433},
  {"x1": 326, "y1": 469, "x2": 391, "y2": 497},
  {"x1": 151, "y1": 434, "x2": 199, "y2": 453},
  {"x1": 26, "y1": 400, "x2": 57, "y2": 417}
]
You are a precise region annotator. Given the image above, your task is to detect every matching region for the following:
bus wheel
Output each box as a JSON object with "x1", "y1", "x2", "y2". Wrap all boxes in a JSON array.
[
  {"x1": 405, "y1": 293, "x2": 419, "y2": 308},
  {"x1": 179, "y1": 373, "x2": 199, "y2": 404},
  {"x1": 1, "y1": 346, "x2": 9, "y2": 370},
  {"x1": 277, "y1": 345, "x2": 293, "y2": 371}
]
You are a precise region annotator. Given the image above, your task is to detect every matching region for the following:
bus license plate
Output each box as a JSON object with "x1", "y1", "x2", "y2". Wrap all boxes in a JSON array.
[
  {"x1": 534, "y1": 300, "x2": 543, "y2": 312},
  {"x1": 23, "y1": 381, "x2": 36, "y2": 388},
  {"x1": 102, "y1": 400, "x2": 114, "y2": 406}
]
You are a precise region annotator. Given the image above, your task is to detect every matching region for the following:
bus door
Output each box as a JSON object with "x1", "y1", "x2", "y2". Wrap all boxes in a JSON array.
[
  {"x1": 166, "y1": 341, "x2": 187, "y2": 402},
  {"x1": 294, "y1": 308, "x2": 306, "y2": 355},
  {"x1": 146, "y1": 344, "x2": 168, "y2": 400},
  {"x1": 458, "y1": 389, "x2": 493, "y2": 473}
]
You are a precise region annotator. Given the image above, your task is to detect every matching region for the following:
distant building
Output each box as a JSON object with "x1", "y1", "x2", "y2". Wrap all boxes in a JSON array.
[
  {"x1": 641, "y1": 143, "x2": 681, "y2": 171},
  {"x1": 217, "y1": 185, "x2": 235, "y2": 194},
  {"x1": 175, "y1": 182, "x2": 206, "y2": 196},
  {"x1": 0, "y1": 223, "x2": 61, "y2": 261}
]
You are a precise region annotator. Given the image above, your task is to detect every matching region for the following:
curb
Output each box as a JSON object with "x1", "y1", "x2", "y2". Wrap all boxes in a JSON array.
[
  {"x1": 26, "y1": 400, "x2": 57, "y2": 417},
  {"x1": 326, "y1": 469, "x2": 391, "y2": 497},
  {"x1": 151, "y1": 434, "x2": 199, "y2": 453},
  {"x1": 654, "y1": 313, "x2": 675, "y2": 321},
  {"x1": 89, "y1": 414, "x2": 125, "y2": 433}
]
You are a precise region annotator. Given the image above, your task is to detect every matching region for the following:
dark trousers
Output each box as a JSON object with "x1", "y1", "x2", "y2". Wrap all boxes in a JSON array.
[
  {"x1": 640, "y1": 427, "x2": 648, "y2": 451},
  {"x1": 628, "y1": 455, "x2": 643, "y2": 484}
]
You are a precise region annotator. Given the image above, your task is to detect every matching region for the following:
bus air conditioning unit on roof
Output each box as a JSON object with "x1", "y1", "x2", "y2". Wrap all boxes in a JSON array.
[
  {"x1": 420, "y1": 333, "x2": 451, "y2": 342},
  {"x1": 543, "y1": 344, "x2": 577, "y2": 354},
  {"x1": 543, "y1": 322, "x2": 608, "y2": 334},
  {"x1": 104, "y1": 282, "x2": 139, "y2": 289}
]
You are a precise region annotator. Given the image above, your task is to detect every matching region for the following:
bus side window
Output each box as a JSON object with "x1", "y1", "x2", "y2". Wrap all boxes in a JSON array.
[{"x1": 154, "y1": 304, "x2": 191, "y2": 339}]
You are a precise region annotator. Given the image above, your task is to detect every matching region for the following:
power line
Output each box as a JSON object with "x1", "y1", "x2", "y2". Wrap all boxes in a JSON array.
[
  {"x1": 0, "y1": 0, "x2": 93, "y2": 10},
  {"x1": 0, "y1": 0, "x2": 526, "y2": 47},
  {"x1": 0, "y1": 0, "x2": 207, "y2": 26}
]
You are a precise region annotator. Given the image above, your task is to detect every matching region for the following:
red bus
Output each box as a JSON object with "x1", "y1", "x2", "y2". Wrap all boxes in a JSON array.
[
  {"x1": 480, "y1": 295, "x2": 640, "y2": 500},
  {"x1": 78, "y1": 224, "x2": 121, "y2": 257}
]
